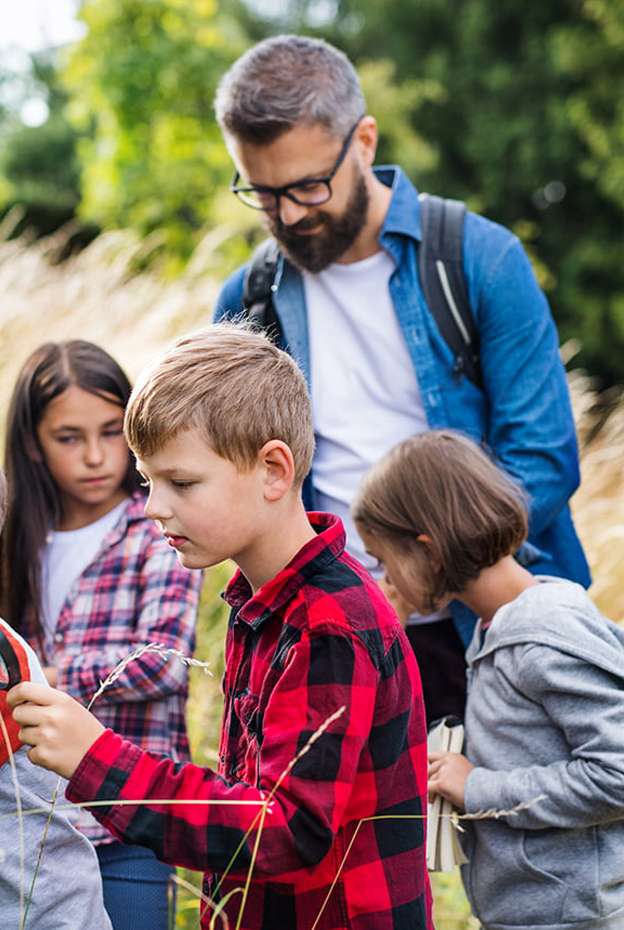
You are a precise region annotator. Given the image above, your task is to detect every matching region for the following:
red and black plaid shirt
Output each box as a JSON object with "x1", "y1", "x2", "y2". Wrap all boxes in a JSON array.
[{"x1": 67, "y1": 513, "x2": 433, "y2": 930}]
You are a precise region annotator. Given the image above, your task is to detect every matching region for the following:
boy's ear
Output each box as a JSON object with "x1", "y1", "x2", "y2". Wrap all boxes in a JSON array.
[{"x1": 258, "y1": 440, "x2": 295, "y2": 502}]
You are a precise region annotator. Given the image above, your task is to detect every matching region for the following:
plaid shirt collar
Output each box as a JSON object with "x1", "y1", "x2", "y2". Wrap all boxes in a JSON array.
[
  {"x1": 223, "y1": 512, "x2": 346, "y2": 630},
  {"x1": 99, "y1": 491, "x2": 147, "y2": 549}
]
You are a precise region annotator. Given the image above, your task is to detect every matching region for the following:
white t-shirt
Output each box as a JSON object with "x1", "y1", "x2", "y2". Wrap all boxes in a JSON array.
[
  {"x1": 41, "y1": 498, "x2": 129, "y2": 636},
  {"x1": 304, "y1": 251, "x2": 448, "y2": 624}
]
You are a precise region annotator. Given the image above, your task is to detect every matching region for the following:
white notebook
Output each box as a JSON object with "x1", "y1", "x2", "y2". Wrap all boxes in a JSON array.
[{"x1": 427, "y1": 717, "x2": 468, "y2": 871}]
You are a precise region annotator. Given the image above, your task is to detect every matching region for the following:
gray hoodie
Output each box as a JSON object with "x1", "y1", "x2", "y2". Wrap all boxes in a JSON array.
[
  {"x1": 0, "y1": 751, "x2": 113, "y2": 930},
  {"x1": 0, "y1": 618, "x2": 111, "y2": 930},
  {"x1": 461, "y1": 579, "x2": 624, "y2": 930}
]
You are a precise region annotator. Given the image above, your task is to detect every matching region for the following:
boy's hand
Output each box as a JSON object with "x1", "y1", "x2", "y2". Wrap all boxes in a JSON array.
[
  {"x1": 8, "y1": 682, "x2": 105, "y2": 780},
  {"x1": 428, "y1": 751, "x2": 474, "y2": 809}
]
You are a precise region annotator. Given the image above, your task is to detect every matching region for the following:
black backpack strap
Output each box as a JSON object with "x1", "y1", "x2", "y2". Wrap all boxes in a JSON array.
[
  {"x1": 242, "y1": 238, "x2": 284, "y2": 345},
  {"x1": 418, "y1": 193, "x2": 481, "y2": 387}
]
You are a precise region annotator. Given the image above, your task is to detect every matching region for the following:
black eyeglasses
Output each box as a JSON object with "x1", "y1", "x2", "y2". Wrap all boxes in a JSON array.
[{"x1": 230, "y1": 116, "x2": 364, "y2": 213}]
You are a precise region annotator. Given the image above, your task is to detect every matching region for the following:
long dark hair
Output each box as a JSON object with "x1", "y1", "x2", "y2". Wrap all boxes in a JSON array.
[{"x1": 0, "y1": 340, "x2": 140, "y2": 647}]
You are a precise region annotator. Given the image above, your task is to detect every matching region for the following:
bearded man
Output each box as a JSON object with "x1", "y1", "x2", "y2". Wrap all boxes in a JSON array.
[{"x1": 214, "y1": 34, "x2": 590, "y2": 721}]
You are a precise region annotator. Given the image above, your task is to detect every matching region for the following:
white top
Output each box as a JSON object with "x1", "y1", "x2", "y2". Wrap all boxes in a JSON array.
[
  {"x1": 41, "y1": 498, "x2": 129, "y2": 636},
  {"x1": 304, "y1": 251, "x2": 447, "y2": 624},
  {"x1": 305, "y1": 248, "x2": 427, "y2": 566}
]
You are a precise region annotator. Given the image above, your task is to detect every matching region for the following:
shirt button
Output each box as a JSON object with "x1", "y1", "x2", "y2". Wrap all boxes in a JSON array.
[{"x1": 54, "y1": 633, "x2": 63, "y2": 643}]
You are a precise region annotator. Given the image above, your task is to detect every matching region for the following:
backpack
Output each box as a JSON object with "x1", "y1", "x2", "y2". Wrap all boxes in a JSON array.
[{"x1": 242, "y1": 193, "x2": 481, "y2": 387}]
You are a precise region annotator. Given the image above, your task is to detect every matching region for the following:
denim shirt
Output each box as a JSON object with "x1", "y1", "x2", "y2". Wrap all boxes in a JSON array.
[{"x1": 215, "y1": 166, "x2": 590, "y2": 644}]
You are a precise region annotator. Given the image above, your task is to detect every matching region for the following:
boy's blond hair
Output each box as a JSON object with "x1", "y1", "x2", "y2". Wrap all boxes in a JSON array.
[{"x1": 125, "y1": 323, "x2": 315, "y2": 485}]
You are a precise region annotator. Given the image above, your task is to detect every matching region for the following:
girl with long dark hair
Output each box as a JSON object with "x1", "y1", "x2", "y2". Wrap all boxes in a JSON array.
[{"x1": 0, "y1": 340, "x2": 202, "y2": 930}]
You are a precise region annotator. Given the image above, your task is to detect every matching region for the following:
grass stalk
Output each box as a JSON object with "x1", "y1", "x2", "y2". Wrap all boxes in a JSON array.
[
  {"x1": 173, "y1": 873, "x2": 228, "y2": 930},
  {"x1": 234, "y1": 802, "x2": 268, "y2": 930},
  {"x1": 21, "y1": 778, "x2": 61, "y2": 929},
  {"x1": 22, "y1": 642, "x2": 211, "y2": 918},
  {"x1": 207, "y1": 705, "x2": 346, "y2": 912},
  {"x1": 0, "y1": 797, "x2": 268, "y2": 821}
]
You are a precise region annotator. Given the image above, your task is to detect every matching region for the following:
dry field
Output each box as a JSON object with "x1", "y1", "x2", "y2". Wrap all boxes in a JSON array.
[{"x1": 1, "y1": 226, "x2": 622, "y2": 928}]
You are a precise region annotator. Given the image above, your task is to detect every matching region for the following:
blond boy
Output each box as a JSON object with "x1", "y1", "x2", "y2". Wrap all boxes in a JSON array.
[{"x1": 10, "y1": 325, "x2": 432, "y2": 930}]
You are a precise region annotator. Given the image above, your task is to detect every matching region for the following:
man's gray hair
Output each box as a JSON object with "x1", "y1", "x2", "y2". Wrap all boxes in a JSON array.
[{"x1": 214, "y1": 34, "x2": 365, "y2": 143}]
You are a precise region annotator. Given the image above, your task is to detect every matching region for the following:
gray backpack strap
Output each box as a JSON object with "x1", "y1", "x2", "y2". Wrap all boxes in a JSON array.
[
  {"x1": 242, "y1": 238, "x2": 283, "y2": 344},
  {"x1": 418, "y1": 193, "x2": 481, "y2": 387}
]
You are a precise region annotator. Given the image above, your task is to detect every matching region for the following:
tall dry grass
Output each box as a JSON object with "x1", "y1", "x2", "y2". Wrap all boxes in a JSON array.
[
  {"x1": 1, "y1": 223, "x2": 622, "y2": 620},
  {"x1": 0, "y1": 225, "x2": 622, "y2": 929},
  {"x1": 0, "y1": 212, "x2": 221, "y2": 398},
  {"x1": 568, "y1": 369, "x2": 624, "y2": 620}
]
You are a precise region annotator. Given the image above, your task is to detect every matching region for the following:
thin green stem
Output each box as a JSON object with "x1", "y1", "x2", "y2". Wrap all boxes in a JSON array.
[
  {"x1": 22, "y1": 778, "x2": 61, "y2": 930},
  {"x1": 235, "y1": 801, "x2": 268, "y2": 930},
  {"x1": 0, "y1": 796, "x2": 268, "y2": 821},
  {"x1": 210, "y1": 706, "x2": 346, "y2": 904}
]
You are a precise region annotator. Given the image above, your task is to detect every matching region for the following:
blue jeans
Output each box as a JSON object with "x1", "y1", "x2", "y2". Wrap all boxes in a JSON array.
[{"x1": 96, "y1": 842, "x2": 175, "y2": 930}]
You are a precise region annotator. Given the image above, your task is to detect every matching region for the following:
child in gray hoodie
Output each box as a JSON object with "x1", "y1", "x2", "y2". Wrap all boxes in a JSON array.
[
  {"x1": 353, "y1": 430, "x2": 624, "y2": 930},
  {"x1": 0, "y1": 470, "x2": 111, "y2": 930}
]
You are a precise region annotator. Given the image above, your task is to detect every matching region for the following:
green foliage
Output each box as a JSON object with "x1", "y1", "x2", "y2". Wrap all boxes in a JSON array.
[
  {"x1": 358, "y1": 59, "x2": 443, "y2": 179},
  {"x1": 64, "y1": 0, "x2": 242, "y2": 267},
  {"x1": 0, "y1": 51, "x2": 82, "y2": 236},
  {"x1": 3, "y1": 117, "x2": 80, "y2": 212},
  {"x1": 3, "y1": 0, "x2": 621, "y2": 379}
]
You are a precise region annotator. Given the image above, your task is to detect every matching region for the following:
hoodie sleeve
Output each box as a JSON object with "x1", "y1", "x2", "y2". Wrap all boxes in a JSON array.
[
  {"x1": 0, "y1": 751, "x2": 112, "y2": 930},
  {"x1": 464, "y1": 642, "x2": 624, "y2": 829}
]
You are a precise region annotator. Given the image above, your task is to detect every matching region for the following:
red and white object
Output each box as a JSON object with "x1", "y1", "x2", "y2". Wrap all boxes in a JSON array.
[{"x1": 0, "y1": 618, "x2": 47, "y2": 766}]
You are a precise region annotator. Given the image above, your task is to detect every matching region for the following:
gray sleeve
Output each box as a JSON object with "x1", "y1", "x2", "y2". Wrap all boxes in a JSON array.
[
  {"x1": 464, "y1": 643, "x2": 624, "y2": 830},
  {"x1": 0, "y1": 751, "x2": 112, "y2": 930}
]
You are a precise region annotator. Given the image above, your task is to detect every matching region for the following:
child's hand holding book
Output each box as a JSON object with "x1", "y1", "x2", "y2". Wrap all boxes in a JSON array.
[
  {"x1": 428, "y1": 749, "x2": 474, "y2": 809},
  {"x1": 8, "y1": 682, "x2": 104, "y2": 779},
  {"x1": 426, "y1": 718, "x2": 472, "y2": 872}
]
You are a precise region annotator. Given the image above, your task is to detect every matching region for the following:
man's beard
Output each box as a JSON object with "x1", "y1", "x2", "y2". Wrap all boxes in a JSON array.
[{"x1": 268, "y1": 169, "x2": 370, "y2": 274}]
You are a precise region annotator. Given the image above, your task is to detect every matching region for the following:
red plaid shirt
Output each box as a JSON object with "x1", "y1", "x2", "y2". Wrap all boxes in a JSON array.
[
  {"x1": 29, "y1": 493, "x2": 202, "y2": 843},
  {"x1": 67, "y1": 513, "x2": 433, "y2": 929}
]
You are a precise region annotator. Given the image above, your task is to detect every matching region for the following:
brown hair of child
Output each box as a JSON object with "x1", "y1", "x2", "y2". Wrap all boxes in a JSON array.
[{"x1": 352, "y1": 430, "x2": 528, "y2": 611}]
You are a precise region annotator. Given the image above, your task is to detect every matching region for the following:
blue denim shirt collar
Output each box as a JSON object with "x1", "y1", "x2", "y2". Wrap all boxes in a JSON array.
[{"x1": 375, "y1": 165, "x2": 423, "y2": 242}]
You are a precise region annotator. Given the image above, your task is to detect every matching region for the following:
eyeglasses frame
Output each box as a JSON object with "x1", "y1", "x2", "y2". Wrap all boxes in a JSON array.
[{"x1": 230, "y1": 115, "x2": 365, "y2": 213}]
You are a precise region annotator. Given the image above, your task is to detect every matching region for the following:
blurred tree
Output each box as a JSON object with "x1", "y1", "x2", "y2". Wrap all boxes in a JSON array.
[
  {"x1": 0, "y1": 51, "x2": 83, "y2": 238},
  {"x1": 64, "y1": 0, "x2": 242, "y2": 267},
  {"x1": 230, "y1": 0, "x2": 624, "y2": 384}
]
